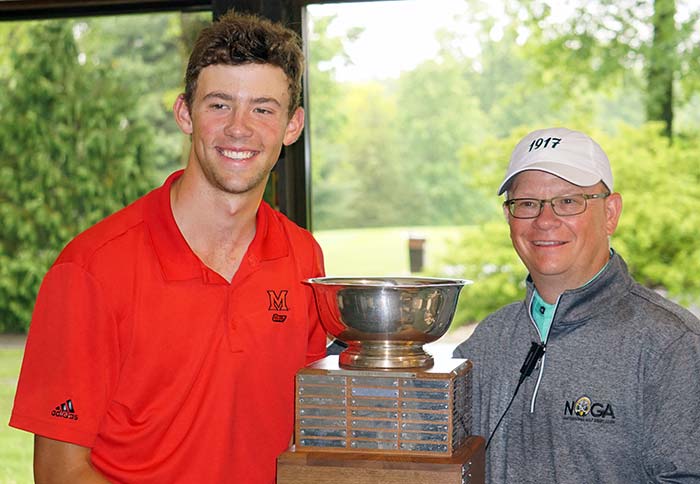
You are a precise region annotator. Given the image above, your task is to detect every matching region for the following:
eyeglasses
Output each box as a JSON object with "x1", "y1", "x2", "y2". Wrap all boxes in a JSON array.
[{"x1": 504, "y1": 192, "x2": 610, "y2": 219}]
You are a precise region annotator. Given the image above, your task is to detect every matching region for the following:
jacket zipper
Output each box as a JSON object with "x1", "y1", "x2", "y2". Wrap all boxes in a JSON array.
[{"x1": 527, "y1": 294, "x2": 559, "y2": 413}]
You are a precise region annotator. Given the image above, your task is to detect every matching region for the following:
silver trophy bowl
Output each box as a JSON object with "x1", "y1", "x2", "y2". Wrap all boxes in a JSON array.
[{"x1": 304, "y1": 277, "x2": 468, "y2": 369}]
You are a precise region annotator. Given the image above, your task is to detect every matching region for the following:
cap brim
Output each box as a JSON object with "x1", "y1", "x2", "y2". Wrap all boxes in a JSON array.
[{"x1": 497, "y1": 162, "x2": 603, "y2": 195}]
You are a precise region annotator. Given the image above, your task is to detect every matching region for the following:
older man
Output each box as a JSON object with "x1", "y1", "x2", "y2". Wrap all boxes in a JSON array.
[{"x1": 454, "y1": 127, "x2": 700, "y2": 483}]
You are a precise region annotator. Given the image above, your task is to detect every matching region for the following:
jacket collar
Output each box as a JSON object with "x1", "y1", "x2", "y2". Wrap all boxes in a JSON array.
[{"x1": 525, "y1": 252, "x2": 634, "y2": 329}]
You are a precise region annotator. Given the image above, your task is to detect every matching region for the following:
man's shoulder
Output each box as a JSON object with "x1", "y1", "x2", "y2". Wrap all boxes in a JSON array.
[
  {"x1": 453, "y1": 301, "x2": 524, "y2": 358},
  {"x1": 262, "y1": 202, "x2": 319, "y2": 247},
  {"x1": 606, "y1": 253, "x2": 700, "y2": 335},
  {"x1": 469, "y1": 301, "x2": 525, "y2": 341},
  {"x1": 625, "y1": 282, "x2": 700, "y2": 337},
  {"x1": 56, "y1": 194, "x2": 151, "y2": 268},
  {"x1": 482, "y1": 300, "x2": 525, "y2": 325}
]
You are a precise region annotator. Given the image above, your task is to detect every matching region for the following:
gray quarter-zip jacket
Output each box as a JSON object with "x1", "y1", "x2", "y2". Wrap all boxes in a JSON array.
[{"x1": 453, "y1": 253, "x2": 700, "y2": 483}]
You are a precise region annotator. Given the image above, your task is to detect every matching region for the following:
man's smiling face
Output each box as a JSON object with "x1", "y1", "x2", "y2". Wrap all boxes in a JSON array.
[
  {"x1": 175, "y1": 63, "x2": 303, "y2": 196},
  {"x1": 506, "y1": 170, "x2": 620, "y2": 295}
]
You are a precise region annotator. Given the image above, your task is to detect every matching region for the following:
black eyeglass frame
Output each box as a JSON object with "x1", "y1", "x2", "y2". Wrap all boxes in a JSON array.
[{"x1": 503, "y1": 192, "x2": 611, "y2": 219}]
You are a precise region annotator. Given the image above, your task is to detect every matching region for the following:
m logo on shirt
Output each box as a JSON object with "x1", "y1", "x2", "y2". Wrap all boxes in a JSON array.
[
  {"x1": 267, "y1": 289, "x2": 289, "y2": 322},
  {"x1": 267, "y1": 290, "x2": 289, "y2": 311}
]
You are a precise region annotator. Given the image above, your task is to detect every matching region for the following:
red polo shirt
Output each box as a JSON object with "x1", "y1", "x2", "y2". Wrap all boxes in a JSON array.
[{"x1": 10, "y1": 171, "x2": 327, "y2": 483}]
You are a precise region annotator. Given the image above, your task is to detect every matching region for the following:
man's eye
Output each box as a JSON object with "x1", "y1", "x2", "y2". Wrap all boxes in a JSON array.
[
  {"x1": 210, "y1": 103, "x2": 228, "y2": 110},
  {"x1": 517, "y1": 200, "x2": 537, "y2": 208},
  {"x1": 558, "y1": 197, "x2": 580, "y2": 206},
  {"x1": 254, "y1": 107, "x2": 273, "y2": 114}
]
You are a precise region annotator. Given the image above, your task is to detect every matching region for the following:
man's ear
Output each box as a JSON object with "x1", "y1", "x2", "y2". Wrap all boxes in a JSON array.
[
  {"x1": 605, "y1": 192, "x2": 623, "y2": 236},
  {"x1": 173, "y1": 94, "x2": 193, "y2": 135},
  {"x1": 283, "y1": 107, "x2": 305, "y2": 146}
]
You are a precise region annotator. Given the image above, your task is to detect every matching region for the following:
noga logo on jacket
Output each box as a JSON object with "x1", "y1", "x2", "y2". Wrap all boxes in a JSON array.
[{"x1": 564, "y1": 395, "x2": 616, "y2": 421}]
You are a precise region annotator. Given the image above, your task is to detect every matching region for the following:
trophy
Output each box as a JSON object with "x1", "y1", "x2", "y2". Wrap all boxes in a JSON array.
[{"x1": 277, "y1": 277, "x2": 485, "y2": 484}]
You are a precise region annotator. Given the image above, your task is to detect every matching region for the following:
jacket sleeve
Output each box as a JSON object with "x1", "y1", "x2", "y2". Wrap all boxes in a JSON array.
[
  {"x1": 642, "y1": 330, "x2": 700, "y2": 481},
  {"x1": 452, "y1": 321, "x2": 490, "y2": 440}
]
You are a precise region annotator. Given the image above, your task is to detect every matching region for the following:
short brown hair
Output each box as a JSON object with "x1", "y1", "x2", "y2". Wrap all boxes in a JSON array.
[{"x1": 183, "y1": 10, "x2": 304, "y2": 115}]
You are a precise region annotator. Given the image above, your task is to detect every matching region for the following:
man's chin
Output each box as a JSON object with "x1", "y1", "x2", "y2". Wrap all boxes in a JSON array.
[
  {"x1": 209, "y1": 173, "x2": 267, "y2": 196},
  {"x1": 530, "y1": 265, "x2": 570, "y2": 281}
]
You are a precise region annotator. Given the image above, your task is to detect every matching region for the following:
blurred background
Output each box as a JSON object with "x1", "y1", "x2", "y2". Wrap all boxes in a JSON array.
[{"x1": 3, "y1": 0, "x2": 700, "y2": 481}]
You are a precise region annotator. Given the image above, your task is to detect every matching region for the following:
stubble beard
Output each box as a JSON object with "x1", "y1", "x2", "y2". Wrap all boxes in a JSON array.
[
  {"x1": 210, "y1": 166, "x2": 269, "y2": 195},
  {"x1": 199, "y1": 153, "x2": 273, "y2": 196}
]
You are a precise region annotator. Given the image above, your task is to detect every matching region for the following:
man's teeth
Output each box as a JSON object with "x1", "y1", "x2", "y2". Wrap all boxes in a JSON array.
[
  {"x1": 221, "y1": 149, "x2": 255, "y2": 160},
  {"x1": 534, "y1": 241, "x2": 561, "y2": 246}
]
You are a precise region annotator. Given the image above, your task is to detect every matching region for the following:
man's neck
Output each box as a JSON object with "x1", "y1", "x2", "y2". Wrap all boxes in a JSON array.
[
  {"x1": 169, "y1": 170, "x2": 262, "y2": 282},
  {"x1": 532, "y1": 252, "x2": 613, "y2": 304}
]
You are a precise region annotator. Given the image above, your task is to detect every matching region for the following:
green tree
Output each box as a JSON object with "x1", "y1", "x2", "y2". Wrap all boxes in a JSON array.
[
  {"x1": 605, "y1": 123, "x2": 700, "y2": 298},
  {"x1": 334, "y1": 83, "x2": 404, "y2": 227},
  {"x1": 647, "y1": 0, "x2": 676, "y2": 137},
  {"x1": 505, "y1": 0, "x2": 700, "y2": 137},
  {"x1": 0, "y1": 21, "x2": 157, "y2": 332},
  {"x1": 77, "y1": 12, "x2": 211, "y2": 175},
  {"x1": 441, "y1": 222, "x2": 526, "y2": 327},
  {"x1": 394, "y1": 51, "x2": 492, "y2": 226},
  {"x1": 308, "y1": 15, "x2": 350, "y2": 229},
  {"x1": 307, "y1": 15, "x2": 362, "y2": 229}
]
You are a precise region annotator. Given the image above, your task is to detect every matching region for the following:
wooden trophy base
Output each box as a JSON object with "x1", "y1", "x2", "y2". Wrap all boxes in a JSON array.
[{"x1": 277, "y1": 435, "x2": 485, "y2": 484}]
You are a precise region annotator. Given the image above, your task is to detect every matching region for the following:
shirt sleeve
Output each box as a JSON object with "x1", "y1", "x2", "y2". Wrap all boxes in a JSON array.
[
  {"x1": 643, "y1": 330, "x2": 700, "y2": 480},
  {"x1": 9, "y1": 262, "x2": 120, "y2": 448},
  {"x1": 304, "y1": 237, "x2": 327, "y2": 364}
]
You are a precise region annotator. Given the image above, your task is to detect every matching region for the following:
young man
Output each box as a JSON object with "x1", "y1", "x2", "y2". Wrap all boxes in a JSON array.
[
  {"x1": 10, "y1": 11, "x2": 327, "y2": 483},
  {"x1": 454, "y1": 127, "x2": 700, "y2": 482}
]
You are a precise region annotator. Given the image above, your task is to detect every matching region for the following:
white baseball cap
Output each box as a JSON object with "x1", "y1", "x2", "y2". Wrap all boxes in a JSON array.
[{"x1": 498, "y1": 127, "x2": 614, "y2": 195}]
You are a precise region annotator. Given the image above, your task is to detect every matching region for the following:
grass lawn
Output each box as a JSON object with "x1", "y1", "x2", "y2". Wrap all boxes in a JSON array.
[
  {"x1": 314, "y1": 225, "x2": 468, "y2": 276},
  {"x1": 0, "y1": 346, "x2": 33, "y2": 484}
]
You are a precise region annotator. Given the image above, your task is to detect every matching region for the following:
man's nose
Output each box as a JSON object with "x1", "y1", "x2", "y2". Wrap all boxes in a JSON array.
[
  {"x1": 533, "y1": 201, "x2": 561, "y2": 228},
  {"x1": 224, "y1": 110, "x2": 253, "y2": 137}
]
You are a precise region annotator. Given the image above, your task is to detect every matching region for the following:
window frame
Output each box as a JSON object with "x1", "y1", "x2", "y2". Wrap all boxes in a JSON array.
[{"x1": 0, "y1": 0, "x2": 398, "y2": 229}]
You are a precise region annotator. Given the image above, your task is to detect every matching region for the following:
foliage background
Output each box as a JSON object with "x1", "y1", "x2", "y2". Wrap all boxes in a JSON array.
[
  {"x1": 1, "y1": 2, "x2": 700, "y2": 480},
  {"x1": 0, "y1": 13, "x2": 210, "y2": 333},
  {"x1": 307, "y1": 0, "x2": 700, "y2": 327},
  {"x1": 0, "y1": 21, "x2": 157, "y2": 332},
  {"x1": 2, "y1": 1, "x2": 700, "y2": 334}
]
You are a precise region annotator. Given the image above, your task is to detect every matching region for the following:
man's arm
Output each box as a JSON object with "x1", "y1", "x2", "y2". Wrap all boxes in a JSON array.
[
  {"x1": 643, "y1": 333, "x2": 700, "y2": 481},
  {"x1": 34, "y1": 435, "x2": 111, "y2": 484}
]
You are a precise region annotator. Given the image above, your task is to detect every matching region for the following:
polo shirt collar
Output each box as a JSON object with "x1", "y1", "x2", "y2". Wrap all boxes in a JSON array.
[
  {"x1": 243, "y1": 199, "x2": 289, "y2": 267},
  {"x1": 145, "y1": 170, "x2": 289, "y2": 282}
]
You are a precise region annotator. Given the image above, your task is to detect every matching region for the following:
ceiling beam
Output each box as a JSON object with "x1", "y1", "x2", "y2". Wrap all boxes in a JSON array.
[{"x1": 0, "y1": 0, "x2": 211, "y2": 20}]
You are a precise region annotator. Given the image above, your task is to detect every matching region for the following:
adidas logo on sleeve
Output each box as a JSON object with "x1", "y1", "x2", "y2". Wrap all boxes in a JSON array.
[{"x1": 50, "y1": 399, "x2": 79, "y2": 421}]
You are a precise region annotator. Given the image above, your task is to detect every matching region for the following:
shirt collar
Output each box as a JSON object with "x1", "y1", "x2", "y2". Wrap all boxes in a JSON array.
[
  {"x1": 531, "y1": 291, "x2": 556, "y2": 339},
  {"x1": 145, "y1": 171, "x2": 288, "y2": 281}
]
